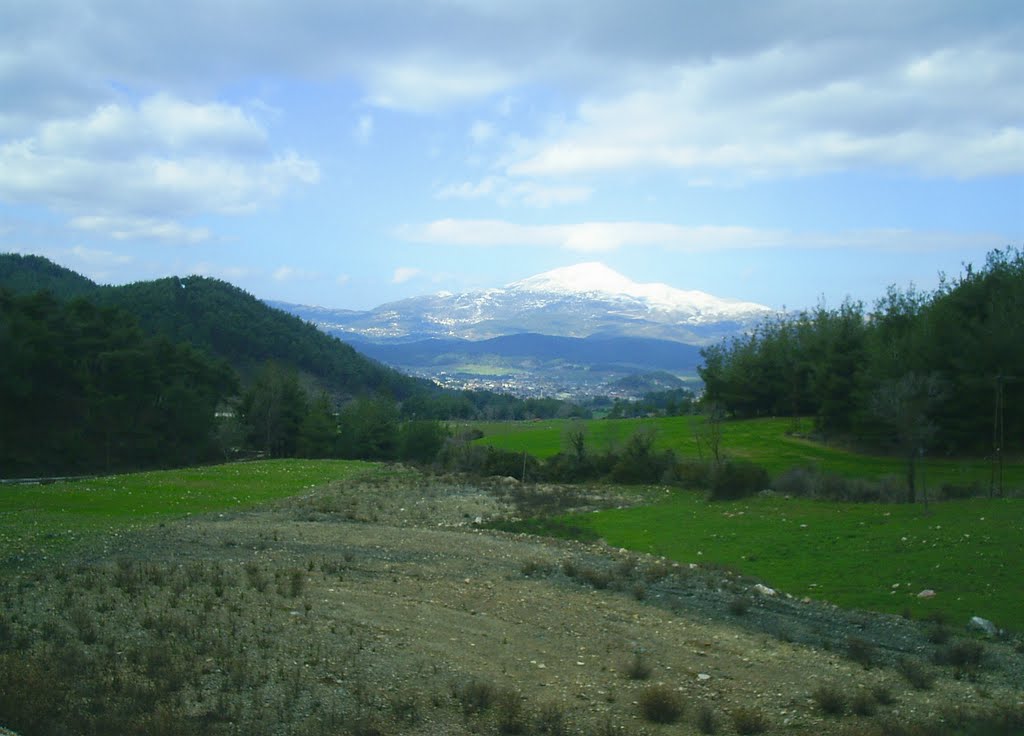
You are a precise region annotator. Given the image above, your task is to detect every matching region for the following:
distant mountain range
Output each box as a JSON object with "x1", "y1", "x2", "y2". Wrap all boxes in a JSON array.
[
  {"x1": 272, "y1": 263, "x2": 774, "y2": 396},
  {"x1": 274, "y1": 262, "x2": 773, "y2": 345}
]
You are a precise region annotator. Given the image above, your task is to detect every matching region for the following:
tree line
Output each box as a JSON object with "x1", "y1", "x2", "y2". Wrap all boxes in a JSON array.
[
  {"x1": 698, "y1": 247, "x2": 1024, "y2": 498},
  {"x1": 0, "y1": 290, "x2": 236, "y2": 477}
]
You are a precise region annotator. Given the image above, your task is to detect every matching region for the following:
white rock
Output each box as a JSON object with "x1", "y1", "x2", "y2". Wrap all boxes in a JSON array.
[
  {"x1": 968, "y1": 616, "x2": 999, "y2": 637},
  {"x1": 753, "y1": 583, "x2": 777, "y2": 597}
]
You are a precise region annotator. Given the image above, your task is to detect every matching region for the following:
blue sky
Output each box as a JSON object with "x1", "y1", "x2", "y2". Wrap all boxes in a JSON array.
[{"x1": 1, "y1": 1, "x2": 1021, "y2": 312}]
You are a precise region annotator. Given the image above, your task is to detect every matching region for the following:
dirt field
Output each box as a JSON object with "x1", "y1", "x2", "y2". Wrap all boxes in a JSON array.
[{"x1": 1, "y1": 470, "x2": 1022, "y2": 735}]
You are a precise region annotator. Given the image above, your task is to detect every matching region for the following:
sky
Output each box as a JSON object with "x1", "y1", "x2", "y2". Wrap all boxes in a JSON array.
[{"x1": 1, "y1": 1, "x2": 1022, "y2": 313}]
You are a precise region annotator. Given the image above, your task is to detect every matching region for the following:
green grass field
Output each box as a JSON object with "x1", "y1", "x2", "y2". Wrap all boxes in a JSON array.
[
  {"x1": 562, "y1": 490, "x2": 1024, "y2": 631},
  {"x1": 469, "y1": 415, "x2": 1024, "y2": 489},
  {"x1": 472, "y1": 415, "x2": 1024, "y2": 629},
  {"x1": 0, "y1": 459, "x2": 376, "y2": 563}
]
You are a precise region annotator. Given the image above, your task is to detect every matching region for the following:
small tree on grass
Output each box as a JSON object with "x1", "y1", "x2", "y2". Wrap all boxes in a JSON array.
[{"x1": 870, "y1": 372, "x2": 944, "y2": 504}]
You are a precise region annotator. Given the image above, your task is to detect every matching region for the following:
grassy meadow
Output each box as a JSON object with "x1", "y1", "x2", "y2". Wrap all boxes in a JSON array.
[
  {"x1": 0, "y1": 459, "x2": 376, "y2": 563},
  {"x1": 470, "y1": 415, "x2": 1024, "y2": 489},
  {"x1": 565, "y1": 490, "x2": 1024, "y2": 630},
  {"x1": 471, "y1": 415, "x2": 1024, "y2": 630}
]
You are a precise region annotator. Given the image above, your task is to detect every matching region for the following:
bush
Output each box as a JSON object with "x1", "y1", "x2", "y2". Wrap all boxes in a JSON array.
[
  {"x1": 935, "y1": 639, "x2": 985, "y2": 679},
  {"x1": 772, "y1": 467, "x2": 904, "y2": 502},
  {"x1": 610, "y1": 430, "x2": 676, "y2": 485},
  {"x1": 871, "y1": 683, "x2": 895, "y2": 705},
  {"x1": 812, "y1": 684, "x2": 846, "y2": 716},
  {"x1": 637, "y1": 685, "x2": 685, "y2": 724},
  {"x1": 456, "y1": 678, "x2": 498, "y2": 714},
  {"x1": 673, "y1": 458, "x2": 713, "y2": 489},
  {"x1": 732, "y1": 706, "x2": 769, "y2": 734},
  {"x1": 709, "y1": 460, "x2": 770, "y2": 500},
  {"x1": 851, "y1": 690, "x2": 877, "y2": 716},
  {"x1": 495, "y1": 688, "x2": 526, "y2": 734},
  {"x1": 847, "y1": 635, "x2": 876, "y2": 668},
  {"x1": 695, "y1": 704, "x2": 718, "y2": 734},
  {"x1": 728, "y1": 596, "x2": 750, "y2": 616},
  {"x1": 624, "y1": 651, "x2": 652, "y2": 680},
  {"x1": 897, "y1": 657, "x2": 935, "y2": 690},
  {"x1": 534, "y1": 702, "x2": 569, "y2": 736}
]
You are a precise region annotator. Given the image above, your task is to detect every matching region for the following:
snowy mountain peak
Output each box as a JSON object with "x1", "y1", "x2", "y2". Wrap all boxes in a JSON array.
[
  {"x1": 508, "y1": 262, "x2": 635, "y2": 296},
  {"x1": 507, "y1": 262, "x2": 773, "y2": 319}
]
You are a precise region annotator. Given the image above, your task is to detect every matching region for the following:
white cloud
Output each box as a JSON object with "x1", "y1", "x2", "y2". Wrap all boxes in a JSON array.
[
  {"x1": 469, "y1": 120, "x2": 495, "y2": 144},
  {"x1": 436, "y1": 176, "x2": 591, "y2": 207},
  {"x1": 436, "y1": 177, "x2": 500, "y2": 200},
  {"x1": 336, "y1": 273, "x2": 352, "y2": 285},
  {"x1": 363, "y1": 58, "x2": 514, "y2": 113},
  {"x1": 398, "y1": 218, "x2": 1006, "y2": 254},
  {"x1": 67, "y1": 245, "x2": 134, "y2": 266},
  {"x1": 71, "y1": 215, "x2": 210, "y2": 243},
  {"x1": 392, "y1": 266, "x2": 421, "y2": 284},
  {"x1": 36, "y1": 93, "x2": 268, "y2": 157},
  {"x1": 504, "y1": 42, "x2": 1024, "y2": 180},
  {"x1": 353, "y1": 114, "x2": 374, "y2": 144},
  {"x1": 399, "y1": 219, "x2": 770, "y2": 252},
  {"x1": 0, "y1": 95, "x2": 319, "y2": 224},
  {"x1": 273, "y1": 265, "x2": 319, "y2": 281}
]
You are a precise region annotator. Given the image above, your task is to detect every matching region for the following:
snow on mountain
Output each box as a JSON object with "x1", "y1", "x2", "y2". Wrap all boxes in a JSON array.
[
  {"x1": 507, "y1": 262, "x2": 773, "y2": 322},
  {"x1": 273, "y1": 262, "x2": 774, "y2": 345}
]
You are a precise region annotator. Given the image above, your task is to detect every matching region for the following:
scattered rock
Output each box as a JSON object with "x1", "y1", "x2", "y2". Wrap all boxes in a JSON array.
[
  {"x1": 753, "y1": 583, "x2": 777, "y2": 597},
  {"x1": 917, "y1": 589, "x2": 936, "y2": 599},
  {"x1": 968, "y1": 616, "x2": 999, "y2": 637}
]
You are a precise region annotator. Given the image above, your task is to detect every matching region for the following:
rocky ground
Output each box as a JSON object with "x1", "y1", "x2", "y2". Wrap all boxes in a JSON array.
[{"x1": 1, "y1": 469, "x2": 1022, "y2": 735}]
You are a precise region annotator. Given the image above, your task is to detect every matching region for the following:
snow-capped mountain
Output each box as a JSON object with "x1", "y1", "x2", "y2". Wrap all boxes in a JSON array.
[
  {"x1": 508, "y1": 262, "x2": 772, "y2": 322},
  {"x1": 272, "y1": 262, "x2": 773, "y2": 345}
]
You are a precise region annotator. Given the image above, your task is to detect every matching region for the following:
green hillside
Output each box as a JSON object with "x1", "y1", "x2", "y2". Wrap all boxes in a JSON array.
[{"x1": 0, "y1": 254, "x2": 431, "y2": 402}]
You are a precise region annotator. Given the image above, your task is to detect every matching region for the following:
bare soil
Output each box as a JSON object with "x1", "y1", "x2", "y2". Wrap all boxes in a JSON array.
[{"x1": 2, "y1": 469, "x2": 1022, "y2": 735}]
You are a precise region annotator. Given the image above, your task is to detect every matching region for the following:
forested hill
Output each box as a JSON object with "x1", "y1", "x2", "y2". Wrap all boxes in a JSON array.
[
  {"x1": 0, "y1": 254, "x2": 431, "y2": 402},
  {"x1": 95, "y1": 276, "x2": 431, "y2": 401},
  {"x1": 0, "y1": 253, "x2": 100, "y2": 299}
]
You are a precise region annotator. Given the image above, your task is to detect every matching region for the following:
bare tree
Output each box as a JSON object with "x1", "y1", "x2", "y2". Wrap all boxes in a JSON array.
[
  {"x1": 695, "y1": 401, "x2": 725, "y2": 469},
  {"x1": 871, "y1": 372, "x2": 944, "y2": 505}
]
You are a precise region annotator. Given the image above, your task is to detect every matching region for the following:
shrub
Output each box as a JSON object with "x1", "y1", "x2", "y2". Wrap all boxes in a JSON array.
[
  {"x1": 847, "y1": 635, "x2": 876, "y2": 668},
  {"x1": 610, "y1": 430, "x2": 675, "y2": 485},
  {"x1": 695, "y1": 704, "x2": 718, "y2": 734},
  {"x1": 732, "y1": 706, "x2": 770, "y2": 734},
  {"x1": 728, "y1": 596, "x2": 750, "y2": 616},
  {"x1": 709, "y1": 460, "x2": 770, "y2": 501},
  {"x1": 936, "y1": 639, "x2": 985, "y2": 680},
  {"x1": 674, "y1": 459, "x2": 712, "y2": 489},
  {"x1": 637, "y1": 685, "x2": 685, "y2": 724},
  {"x1": 812, "y1": 684, "x2": 846, "y2": 716},
  {"x1": 578, "y1": 566, "x2": 614, "y2": 590},
  {"x1": 772, "y1": 466, "x2": 903, "y2": 502},
  {"x1": 871, "y1": 683, "x2": 895, "y2": 705},
  {"x1": 850, "y1": 690, "x2": 877, "y2": 716},
  {"x1": 897, "y1": 657, "x2": 935, "y2": 690},
  {"x1": 495, "y1": 688, "x2": 526, "y2": 734},
  {"x1": 456, "y1": 678, "x2": 497, "y2": 715},
  {"x1": 534, "y1": 702, "x2": 569, "y2": 736},
  {"x1": 624, "y1": 651, "x2": 652, "y2": 680},
  {"x1": 520, "y1": 559, "x2": 553, "y2": 577}
]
